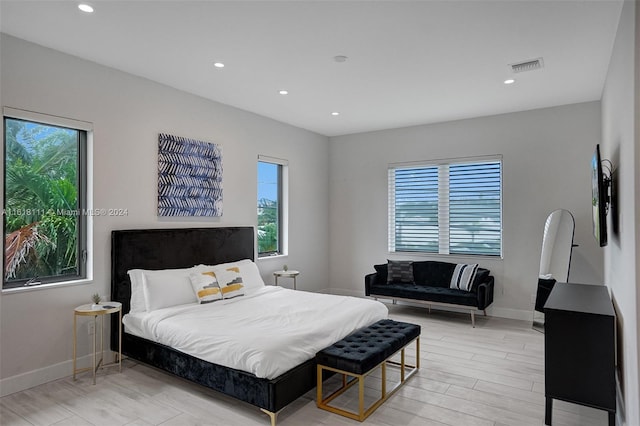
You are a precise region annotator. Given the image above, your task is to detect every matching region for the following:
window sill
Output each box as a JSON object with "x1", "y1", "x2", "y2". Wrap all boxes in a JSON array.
[
  {"x1": 257, "y1": 253, "x2": 288, "y2": 261},
  {"x1": 2, "y1": 278, "x2": 92, "y2": 294}
]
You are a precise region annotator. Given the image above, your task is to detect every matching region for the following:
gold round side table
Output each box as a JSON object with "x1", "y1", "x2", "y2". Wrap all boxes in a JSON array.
[
  {"x1": 73, "y1": 302, "x2": 122, "y2": 384},
  {"x1": 273, "y1": 270, "x2": 300, "y2": 290}
]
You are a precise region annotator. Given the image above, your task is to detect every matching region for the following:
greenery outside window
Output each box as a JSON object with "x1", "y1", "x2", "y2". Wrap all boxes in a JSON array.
[
  {"x1": 3, "y1": 109, "x2": 89, "y2": 289},
  {"x1": 257, "y1": 156, "x2": 287, "y2": 257},
  {"x1": 388, "y1": 156, "x2": 502, "y2": 257}
]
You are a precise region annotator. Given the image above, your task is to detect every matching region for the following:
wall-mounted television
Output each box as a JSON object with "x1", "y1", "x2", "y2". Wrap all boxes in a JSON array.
[{"x1": 591, "y1": 144, "x2": 609, "y2": 247}]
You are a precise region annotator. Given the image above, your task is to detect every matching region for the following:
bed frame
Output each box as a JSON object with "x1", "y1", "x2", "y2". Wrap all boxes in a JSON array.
[{"x1": 110, "y1": 227, "x2": 316, "y2": 425}]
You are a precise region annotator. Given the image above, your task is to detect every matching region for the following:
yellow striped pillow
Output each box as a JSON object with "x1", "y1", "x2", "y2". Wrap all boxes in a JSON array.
[
  {"x1": 189, "y1": 272, "x2": 222, "y2": 304},
  {"x1": 210, "y1": 265, "x2": 245, "y2": 299}
]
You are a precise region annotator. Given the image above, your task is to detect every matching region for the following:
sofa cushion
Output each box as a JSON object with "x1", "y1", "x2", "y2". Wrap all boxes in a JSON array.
[
  {"x1": 373, "y1": 264, "x2": 388, "y2": 285},
  {"x1": 471, "y1": 268, "x2": 490, "y2": 292},
  {"x1": 369, "y1": 283, "x2": 477, "y2": 307},
  {"x1": 412, "y1": 261, "x2": 456, "y2": 288},
  {"x1": 387, "y1": 260, "x2": 414, "y2": 283},
  {"x1": 374, "y1": 263, "x2": 387, "y2": 276}
]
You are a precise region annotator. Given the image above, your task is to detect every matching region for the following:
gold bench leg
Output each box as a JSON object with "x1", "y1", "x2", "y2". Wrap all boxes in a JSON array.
[
  {"x1": 358, "y1": 374, "x2": 365, "y2": 420},
  {"x1": 317, "y1": 336, "x2": 420, "y2": 422}
]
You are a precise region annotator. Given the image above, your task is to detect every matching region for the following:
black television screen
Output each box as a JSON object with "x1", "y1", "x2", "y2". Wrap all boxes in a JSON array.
[{"x1": 591, "y1": 144, "x2": 608, "y2": 247}]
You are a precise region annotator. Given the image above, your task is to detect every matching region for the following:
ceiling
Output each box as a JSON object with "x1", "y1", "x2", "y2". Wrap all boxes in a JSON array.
[{"x1": 0, "y1": 1, "x2": 624, "y2": 137}]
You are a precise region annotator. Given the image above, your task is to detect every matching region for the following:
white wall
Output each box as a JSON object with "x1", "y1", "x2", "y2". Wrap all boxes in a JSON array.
[
  {"x1": 0, "y1": 34, "x2": 330, "y2": 394},
  {"x1": 601, "y1": 1, "x2": 639, "y2": 424},
  {"x1": 328, "y1": 102, "x2": 604, "y2": 320}
]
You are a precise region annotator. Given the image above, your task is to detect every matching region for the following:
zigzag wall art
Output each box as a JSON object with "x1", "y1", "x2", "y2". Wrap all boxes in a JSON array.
[{"x1": 158, "y1": 133, "x2": 223, "y2": 216}]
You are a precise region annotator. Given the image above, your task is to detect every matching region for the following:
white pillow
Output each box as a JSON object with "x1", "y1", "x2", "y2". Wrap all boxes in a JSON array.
[
  {"x1": 235, "y1": 260, "x2": 266, "y2": 293},
  {"x1": 190, "y1": 272, "x2": 223, "y2": 304},
  {"x1": 142, "y1": 268, "x2": 198, "y2": 311},
  {"x1": 127, "y1": 269, "x2": 147, "y2": 314}
]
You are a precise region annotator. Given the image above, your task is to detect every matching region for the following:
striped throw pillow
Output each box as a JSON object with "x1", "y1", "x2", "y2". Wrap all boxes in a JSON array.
[
  {"x1": 211, "y1": 265, "x2": 245, "y2": 299},
  {"x1": 449, "y1": 263, "x2": 479, "y2": 292},
  {"x1": 189, "y1": 272, "x2": 223, "y2": 303}
]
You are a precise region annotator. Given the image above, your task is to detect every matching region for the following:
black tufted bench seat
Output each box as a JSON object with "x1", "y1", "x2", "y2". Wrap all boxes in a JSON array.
[{"x1": 316, "y1": 319, "x2": 420, "y2": 421}]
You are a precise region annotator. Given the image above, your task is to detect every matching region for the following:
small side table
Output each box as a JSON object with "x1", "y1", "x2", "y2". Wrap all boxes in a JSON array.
[
  {"x1": 73, "y1": 302, "x2": 122, "y2": 384},
  {"x1": 273, "y1": 270, "x2": 300, "y2": 290}
]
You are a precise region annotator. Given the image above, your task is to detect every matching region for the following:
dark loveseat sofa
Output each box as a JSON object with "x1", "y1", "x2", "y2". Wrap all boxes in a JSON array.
[{"x1": 365, "y1": 260, "x2": 494, "y2": 327}]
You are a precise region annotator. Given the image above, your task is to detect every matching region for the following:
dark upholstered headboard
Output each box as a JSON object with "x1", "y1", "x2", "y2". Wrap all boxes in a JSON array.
[{"x1": 111, "y1": 227, "x2": 254, "y2": 316}]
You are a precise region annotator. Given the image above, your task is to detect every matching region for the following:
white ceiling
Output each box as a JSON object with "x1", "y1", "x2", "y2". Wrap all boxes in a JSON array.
[{"x1": 0, "y1": 0, "x2": 624, "y2": 137}]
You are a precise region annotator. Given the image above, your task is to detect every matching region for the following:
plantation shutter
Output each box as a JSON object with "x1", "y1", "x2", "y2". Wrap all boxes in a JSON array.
[
  {"x1": 449, "y1": 161, "x2": 502, "y2": 256},
  {"x1": 389, "y1": 156, "x2": 502, "y2": 257},
  {"x1": 389, "y1": 166, "x2": 439, "y2": 253}
]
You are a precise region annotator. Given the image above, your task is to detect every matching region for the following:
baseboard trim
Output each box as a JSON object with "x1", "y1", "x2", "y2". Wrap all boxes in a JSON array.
[
  {"x1": 489, "y1": 306, "x2": 533, "y2": 321},
  {"x1": 0, "y1": 351, "x2": 117, "y2": 397}
]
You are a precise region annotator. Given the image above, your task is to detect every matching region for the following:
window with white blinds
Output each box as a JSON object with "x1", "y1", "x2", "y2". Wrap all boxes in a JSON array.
[{"x1": 389, "y1": 157, "x2": 502, "y2": 257}]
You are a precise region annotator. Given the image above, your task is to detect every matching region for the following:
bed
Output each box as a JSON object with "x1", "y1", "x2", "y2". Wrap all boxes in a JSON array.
[{"x1": 110, "y1": 227, "x2": 387, "y2": 425}]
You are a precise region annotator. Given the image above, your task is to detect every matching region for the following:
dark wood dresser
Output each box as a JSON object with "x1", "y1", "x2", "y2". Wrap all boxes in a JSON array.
[{"x1": 544, "y1": 282, "x2": 616, "y2": 425}]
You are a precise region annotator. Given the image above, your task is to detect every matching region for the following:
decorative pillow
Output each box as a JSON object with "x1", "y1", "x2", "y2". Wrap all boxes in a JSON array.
[
  {"x1": 387, "y1": 260, "x2": 414, "y2": 283},
  {"x1": 449, "y1": 263, "x2": 479, "y2": 292},
  {"x1": 189, "y1": 272, "x2": 222, "y2": 303},
  {"x1": 142, "y1": 268, "x2": 198, "y2": 311},
  {"x1": 198, "y1": 259, "x2": 265, "y2": 294},
  {"x1": 210, "y1": 265, "x2": 245, "y2": 299}
]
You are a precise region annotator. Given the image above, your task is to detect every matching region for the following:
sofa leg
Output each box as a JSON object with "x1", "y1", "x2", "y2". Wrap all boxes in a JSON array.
[
  {"x1": 428, "y1": 305, "x2": 431, "y2": 314},
  {"x1": 470, "y1": 310, "x2": 475, "y2": 328},
  {"x1": 483, "y1": 309, "x2": 487, "y2": 316},
  {"x1": 393, "y1": 299, "x2": 397, "y2": 305}
]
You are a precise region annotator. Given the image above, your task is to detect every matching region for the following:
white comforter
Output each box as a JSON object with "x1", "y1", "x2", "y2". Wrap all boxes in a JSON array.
[{"x1": 123, "y1": 286, "x2": 388, "y2": 379}]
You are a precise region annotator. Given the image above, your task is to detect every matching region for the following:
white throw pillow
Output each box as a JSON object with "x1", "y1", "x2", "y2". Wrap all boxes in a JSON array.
[{"x1": 142, "y1": 268, "x2": 198, "y2": 311}]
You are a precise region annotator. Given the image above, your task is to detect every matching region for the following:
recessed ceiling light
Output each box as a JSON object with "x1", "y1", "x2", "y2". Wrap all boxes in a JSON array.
[
  {"x1": 504, "y1": 79, "x2": 516, "y2": 85},
  {"x1": 213, "y1": 62, "x2": 225, "y2": 68},
  {"x1": 78, "y1": 3, "x2": 94, "y2": 13},
  {"x1": 331, "y1": 112, "x2": 340, "y2": 116},
  {"x1": 279, "y1": 90, "x2": 289, "y2": 95}
]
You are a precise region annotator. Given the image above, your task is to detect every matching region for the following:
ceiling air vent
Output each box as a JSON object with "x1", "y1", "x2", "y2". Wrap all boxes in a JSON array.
[{"x1": 510, "y1": 57, "x2": 544, "y2": 73}]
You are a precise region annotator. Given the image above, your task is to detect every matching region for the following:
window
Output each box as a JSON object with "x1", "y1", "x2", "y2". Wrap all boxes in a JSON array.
[
  {"x1": 3, "y1": 109, "x2": 89, "y2": 289},
  {"x1": 257, "y1": 156, "x2": 287, "y2": 257},
  {"x1": 389, "y1": 156, "x2": 502, "y2": 257}
]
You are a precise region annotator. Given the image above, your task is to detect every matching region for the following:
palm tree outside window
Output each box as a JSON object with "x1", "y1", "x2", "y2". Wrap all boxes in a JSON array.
[{"x1": 3, "y1": 113, "x2": 88, "y2": 288}]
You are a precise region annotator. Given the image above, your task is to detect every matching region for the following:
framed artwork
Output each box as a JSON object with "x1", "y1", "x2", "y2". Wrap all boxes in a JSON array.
[{"x1": 158, "y1": 133, "x2": 222, "y2": 216}]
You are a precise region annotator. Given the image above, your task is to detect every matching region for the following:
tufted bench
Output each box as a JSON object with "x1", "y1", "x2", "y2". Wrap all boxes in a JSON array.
[{"x1": 316, "y1": 319, "x2": 420, "y2": 421}]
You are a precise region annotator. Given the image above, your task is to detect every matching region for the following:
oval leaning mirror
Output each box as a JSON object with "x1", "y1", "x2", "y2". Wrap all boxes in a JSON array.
[{"x1": 533, "y1": 209, "x2": 575, "y2": 332}]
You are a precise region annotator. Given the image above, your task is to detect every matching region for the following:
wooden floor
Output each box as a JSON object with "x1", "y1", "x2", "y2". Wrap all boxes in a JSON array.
[{"x1": 0, "y1": 304, "x2": 608, "y2": 426}]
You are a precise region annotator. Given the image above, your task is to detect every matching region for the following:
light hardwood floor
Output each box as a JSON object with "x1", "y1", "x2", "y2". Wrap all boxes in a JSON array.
[{"x1": 0, "y1": 304, "x2": 608, "y2": 426}]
